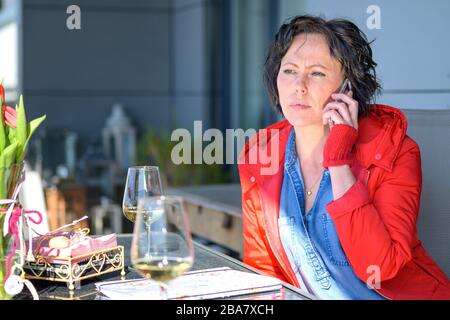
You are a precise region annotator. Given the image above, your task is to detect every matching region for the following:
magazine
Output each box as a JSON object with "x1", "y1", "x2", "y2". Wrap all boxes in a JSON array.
[{"x1": 95, "y1": 267, "x2": 282, "y2": 300}]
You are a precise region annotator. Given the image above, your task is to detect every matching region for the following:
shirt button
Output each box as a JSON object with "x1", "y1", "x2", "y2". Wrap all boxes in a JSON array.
[
  {"x1": 250, "y1": 176, "x2": 255, "y2": 183},
  {"x1": 375, "y1": 153, "x2": 382, "y2": 160}
]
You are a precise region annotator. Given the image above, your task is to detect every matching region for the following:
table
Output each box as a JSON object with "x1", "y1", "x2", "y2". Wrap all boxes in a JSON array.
[{"x1": 17, "y1": 235, "x2": 315, "y2": 300}]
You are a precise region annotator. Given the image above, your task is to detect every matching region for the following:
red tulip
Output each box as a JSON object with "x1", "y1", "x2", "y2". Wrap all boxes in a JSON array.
[
  {"x1": 0, "y1": 84, "x2": 17, "y2": 127},
  {"x1": 0, "y1": 83, "x2": 4, "y2": 107},
  {"x1": 4, "y1": 105, "x2": 17, "y2": 128}
]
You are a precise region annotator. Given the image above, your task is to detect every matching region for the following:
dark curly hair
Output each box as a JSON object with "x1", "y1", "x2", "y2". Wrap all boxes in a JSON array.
[{"x1": 263, "y1": 15, "x2": 381, "y2": 117}]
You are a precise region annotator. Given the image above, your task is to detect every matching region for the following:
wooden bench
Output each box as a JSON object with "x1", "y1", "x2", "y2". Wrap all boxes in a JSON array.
[{"x1": 167, "y1": 184, "x2": 243, "y2": 258}]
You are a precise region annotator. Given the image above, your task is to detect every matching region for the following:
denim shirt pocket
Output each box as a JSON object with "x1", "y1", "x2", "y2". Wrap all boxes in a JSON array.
[{"x1": 321, "y1": 212, "x2": 351, "y2": 266}]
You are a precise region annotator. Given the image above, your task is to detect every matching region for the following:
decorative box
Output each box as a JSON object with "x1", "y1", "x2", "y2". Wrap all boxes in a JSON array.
[{"x1": 23, "y1": 233, "x2": 126, "y2": 291}]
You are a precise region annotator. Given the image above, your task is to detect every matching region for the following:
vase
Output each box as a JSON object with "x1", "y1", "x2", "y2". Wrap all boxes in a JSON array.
[{"x1": 0, "y1": 161, "x2": 25, "y2": 300}]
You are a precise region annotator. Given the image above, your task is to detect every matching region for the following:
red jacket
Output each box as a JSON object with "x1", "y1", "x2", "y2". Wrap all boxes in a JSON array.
[{"x1": 238, "y1": 104, "x2": 450, "y2": 300}]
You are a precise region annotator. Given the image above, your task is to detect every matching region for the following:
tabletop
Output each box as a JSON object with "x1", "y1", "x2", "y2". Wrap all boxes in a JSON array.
[{"x1": 16, "y1": 234, "x2": 315, "y2": 300}]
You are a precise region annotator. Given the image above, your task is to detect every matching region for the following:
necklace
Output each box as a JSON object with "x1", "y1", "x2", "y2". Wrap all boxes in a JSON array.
[{"x1": 306, "y1": 171, "x2": 323, "y2": 197}]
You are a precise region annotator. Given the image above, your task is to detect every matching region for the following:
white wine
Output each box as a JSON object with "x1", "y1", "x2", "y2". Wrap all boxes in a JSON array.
[
  {"x1": 134, "y1": 257, "x2": 193, "y2": 283},
  {"x1": 123, "y1": 207, "x2": 164, "y2": 224},
  {"x1": 123, "y1": 206, "x2": 138, "y2": 222}
]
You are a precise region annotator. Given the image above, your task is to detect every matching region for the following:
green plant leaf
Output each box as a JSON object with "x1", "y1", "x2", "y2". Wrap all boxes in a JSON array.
[
  {"x1": 15, "y1": 96, "x2": 27, "y2": 162},
  {"x1": 7, "y1": 126, "x2": 15, "y2": 145},
  {"x1": 0, "y1": 121, "x2": 5, "y2": 155},
  {"x1": 0, "y1": 141, "x2": 18, "y2": 168},
  {"x1": 17, "y1": 114, "x2": 46, "y2": 162},
  {"x1": 0, "y1": 141, "x2": 18, "y2": 199},
  {"x1": 26, "y1": 114, "x2": 46, "y2": 140}
]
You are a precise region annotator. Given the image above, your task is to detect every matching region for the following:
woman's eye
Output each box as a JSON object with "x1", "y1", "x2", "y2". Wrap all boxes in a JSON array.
[
  {"x1": 311, "y1": 71, "x2": 326, "y2": 77},
  {"x1": 283, "y1": 69, "x2": 296, "y2": 75}
]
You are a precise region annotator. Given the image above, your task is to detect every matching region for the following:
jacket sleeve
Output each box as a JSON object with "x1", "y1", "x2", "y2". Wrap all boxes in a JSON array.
[
  {"x1": 326, "y1": 137, "x2": 421, "y2": 283},
  {"x1": 239, "y1": 167, "x2": 289, "y2": 282}
]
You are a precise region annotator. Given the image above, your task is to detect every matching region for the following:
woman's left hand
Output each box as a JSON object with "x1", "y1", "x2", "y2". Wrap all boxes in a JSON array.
[{"x1": 322, "y1": 91, "x2": 359, "y2": 130}]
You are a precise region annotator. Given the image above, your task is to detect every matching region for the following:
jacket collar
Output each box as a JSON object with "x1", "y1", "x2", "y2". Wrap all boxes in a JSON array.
[{"x1": 356, "y1": 104, "x2": 408, "y2": 172}]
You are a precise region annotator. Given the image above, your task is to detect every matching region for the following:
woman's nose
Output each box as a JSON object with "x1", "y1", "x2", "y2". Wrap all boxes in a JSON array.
[{"x1": 294, "y1": 77, "x2": 307, "y2": 94}]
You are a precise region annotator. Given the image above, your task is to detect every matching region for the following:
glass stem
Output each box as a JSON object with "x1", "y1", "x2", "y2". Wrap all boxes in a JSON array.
[
  {"x1": 146, "y1": 223, "x2": 151, "y2": 258},
  {"x1": 159, "y1": 282, "x2": 169, "y2": 300}
]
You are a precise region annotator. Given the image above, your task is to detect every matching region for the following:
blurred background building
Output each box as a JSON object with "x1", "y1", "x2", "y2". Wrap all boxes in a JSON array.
[{"x1": 0, "y1": 0, "x2": 449, "y2": 271}]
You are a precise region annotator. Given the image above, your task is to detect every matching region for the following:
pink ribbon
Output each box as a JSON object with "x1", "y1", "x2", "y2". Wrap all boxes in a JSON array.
[{"x1": 2, "y1": 208, "x2": 42, "y2": 282}]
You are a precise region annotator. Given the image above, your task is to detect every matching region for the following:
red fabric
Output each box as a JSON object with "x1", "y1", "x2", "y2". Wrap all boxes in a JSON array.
[
  {"x1": 323, "y1": 124, "x2": 358, "y2": 168},
  {"x1": 2, "y1": 208, "x2": 43, "y2": 282},
  {"x1": 238, "y1": 104, "x2": 450, "y2": 300}
]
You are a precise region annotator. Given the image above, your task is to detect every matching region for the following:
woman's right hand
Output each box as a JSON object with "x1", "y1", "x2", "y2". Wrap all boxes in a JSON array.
[{"x1": 322, "y1": 91, "x2": 359, "y2": 130}]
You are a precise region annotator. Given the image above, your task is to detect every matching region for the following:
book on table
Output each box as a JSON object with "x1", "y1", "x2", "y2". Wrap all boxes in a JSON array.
[{"x1": 95, "y1": 267, "x2": 282, "y2": 300}]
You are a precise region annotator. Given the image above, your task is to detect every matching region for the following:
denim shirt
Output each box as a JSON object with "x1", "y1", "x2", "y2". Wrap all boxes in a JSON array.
[{"x1": 279, "y1": 129, "x2": 384, "y2": 300}]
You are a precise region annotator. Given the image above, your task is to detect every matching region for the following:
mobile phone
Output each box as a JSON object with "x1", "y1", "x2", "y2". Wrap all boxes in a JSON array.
[
  {"x1": 338, "y1": 78, "x2": 352, "y2": 94},
  {"x1": 328, "y1": 79, "x2": 352, "y2": 128}
]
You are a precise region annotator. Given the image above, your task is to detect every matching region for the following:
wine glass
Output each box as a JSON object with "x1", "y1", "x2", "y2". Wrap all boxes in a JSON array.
[
  {"x1": 122, "y1": 166, "x2": 163, "y2": 223},
  {"x1": 130, "y1": 196, "x2": 194, "y2": 299}
]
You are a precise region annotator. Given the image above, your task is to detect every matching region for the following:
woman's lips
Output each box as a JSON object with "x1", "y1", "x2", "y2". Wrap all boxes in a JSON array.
[{"x1": 290, "y1": 103, "x2": 311, "y2": 109}]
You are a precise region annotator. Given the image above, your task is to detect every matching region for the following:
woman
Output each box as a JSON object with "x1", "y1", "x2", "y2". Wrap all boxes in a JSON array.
[{"x1": 238, "y1": 15, "x2": 450, "y2": 300}]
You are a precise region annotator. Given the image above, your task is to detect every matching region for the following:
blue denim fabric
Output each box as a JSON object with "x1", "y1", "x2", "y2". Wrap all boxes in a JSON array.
[{"x1": 279, "y1": 129, "x2": 384, "y2": 300}]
